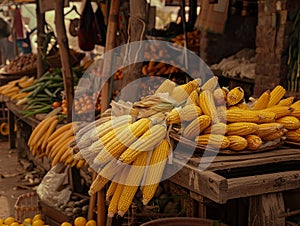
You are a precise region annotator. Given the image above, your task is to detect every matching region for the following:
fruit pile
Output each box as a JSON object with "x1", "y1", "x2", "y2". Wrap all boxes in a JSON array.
[
  {"x1": 0, "y1": 214, "x2": 44, "y2": 226},
  {"x1": 170, "y1": 29, "x2": 201, "y2": 53},
  {"x1": 2, "y1": 53, "x2": 36, "y2": 73},
  {"x1": 60, "y1": 217, "x2": 96, "y2": 226}
]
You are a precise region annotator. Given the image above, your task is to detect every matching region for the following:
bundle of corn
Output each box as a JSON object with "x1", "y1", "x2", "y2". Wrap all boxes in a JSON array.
[
  {"x1": 0, "y1": 76, "x2": 35, "y2": 99},
  {"x1": 141, "y1": 61, "x2": 181, "y2": 76}
]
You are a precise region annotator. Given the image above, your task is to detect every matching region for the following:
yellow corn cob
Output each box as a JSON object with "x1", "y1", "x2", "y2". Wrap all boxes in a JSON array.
[
  {"x1": 245, "y1": 135, "x2": 262, "y2": 150},
  {"x1": 94, "y1": 118, "x2": 152, "y2": 165},
  {"x1": 291, "y1": 105, "x2": 300, "y2": 119},
  {"x1": 236, "y1": 102, "x2": 250, "y2": 110},
  {"x1": 89, "y1": 159, "x2": 125, "y2": 196},
  {"x1": 217, "y1": 105, "x2": 227, "y2": 122},
  {"x1": 262, "y1": 130, "x2": 285, "y2": 141},
  {"x1": 106, "y1": 181, "x2": 118, "y2": 201},
  {"x1": 252, "y1": 90, "x2": 270, "y2": 110},
  {"x1": 183, "y1": 115, "x2": 211, "y2": 139},
  {"x1": 28, "y1": 116, "x2": 58, "y2": 147},
  {"x1": 267, "y1": 85, "x2": 286, "y2": 107},
  {"x1": 41, "y1": 117, "x2": 59, "y2": 150},
  {"x1": 291, "y1": 100, "x2": 300, "y2": 108},
  {"x1": 118, "y1": 152, "x2": 148, "y2": 217},
  {"x1": 213, "y1": 87, "x2": 226, "y2": 105},
  {"x1": 285, "y1": 130, "x2": 300, "y2": 142},
  {"x1": 227, "y1": 135, "x2": 248, "y2": 151},
  {"x1": 142, "y1": 139, "x2": 170, "y2": 205},
  {"x1": 226, "y1": 122, "x2": 259, "y2": 136},
  {"x1": 263, "y1": 106, "x2": 292, "y2": 118},
  {"x1": 201, "y1": 76, "x2": 218, "y2": 91},
  {"x1": 226, "y1": 87, "x2": 244, "y2": 106},
  {"x1": 170, "y1": 79, "x2": 201, "y2": 104},
  {"x1": 118, "y1": 124, "x2": 167, "y2": 164},
  {"x1": 108, "y1": 183, "x2": 124, "y2": 217},
  {"x1": 277, "y1": 96, "x2": 294, "y2": 106},
  {"x1": 185, "y1": 89, "x2": 199, "y2": 106},
  {"x1": 195, "y1": 134, "x2": 230, "y2": 149},
  {"x1": 166, "y1": 105, "x2": 202, "y2": 124},
  {"x1": 199, "y1": 90, "x2": 220, "y2": 123},
  {"x1": 154, "y1": 79, "x2": 176, "y2": 95},
  {"x1": 257, "y1": 123, "x2": 284, "y2": 137},
  {"x1": 203, "y1": 123, "x2": 227, "y2": 134},
  {"x1": 225, "y1": 109, "x2": 276, "y2": 123},
  {"x1": 276, "y1": 116, "x2": 300, "y2": 130}
]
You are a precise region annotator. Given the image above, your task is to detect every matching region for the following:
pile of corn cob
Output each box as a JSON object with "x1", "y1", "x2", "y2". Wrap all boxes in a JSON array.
[{"x1": 0, "y1": 76, "x2": 35, "y2": 100}]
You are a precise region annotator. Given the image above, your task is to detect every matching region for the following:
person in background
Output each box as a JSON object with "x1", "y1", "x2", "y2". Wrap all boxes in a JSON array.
[{"x1": 16, "y1": 25, "x2": 36, "y2": 54}]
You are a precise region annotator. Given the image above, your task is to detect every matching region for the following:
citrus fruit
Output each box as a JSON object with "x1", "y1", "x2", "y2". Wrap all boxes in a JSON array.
[
  {"x1": 32, "y1": 220, "x2": 44, "y2": 226},
  {"x1": 86, "y1": 220, "x2": 97, "y2": 226},
  {"x1": 32, "y1": 214, "x2": 42, "y2": 222},
  {"x1": 4, "y1": 217, "x2": 15, "y2": 225},
  {"x1": 61, "y1": 223, "x2": 72, "y2": 226},
  {"x1": 74, "y1": 217, "x2": 86, "y2": 226},
  {"x1": 10, "y1": 223, "x2": 19, "y2": 226},
  {"x1": 23, "y1": 218, "x2": 32, "y2": 224}
]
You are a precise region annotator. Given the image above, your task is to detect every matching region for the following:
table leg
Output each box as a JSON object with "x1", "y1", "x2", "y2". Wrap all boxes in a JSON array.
[
  {"x1": 248, "y1": 192, "x2": 285, "y2": 226},
  {"x1": 8, "y1": 110, "x2": 15, "y2": 149}
]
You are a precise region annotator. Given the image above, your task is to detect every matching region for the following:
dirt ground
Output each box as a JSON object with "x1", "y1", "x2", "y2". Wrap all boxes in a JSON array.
[{"x1": 0, "y1": 141, "x2": 41, "y2": 219}]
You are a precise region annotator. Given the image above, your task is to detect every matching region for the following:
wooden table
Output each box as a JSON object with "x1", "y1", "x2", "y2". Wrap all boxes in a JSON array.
[{"x1": 166, "y1": 147, "x2": 300, "y2": 225}]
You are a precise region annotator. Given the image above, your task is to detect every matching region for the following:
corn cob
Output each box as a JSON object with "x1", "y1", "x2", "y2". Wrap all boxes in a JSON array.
[
  {"x1": 203, "y1": 123, "x2": 227, "y2": 134},
  {"x1": 236, "y1": 102, "x2": 250, "y2": 110},
  {"x1": 291, "y1": 105, "x2": 300, "y2": 118},
  {"x1": 49, "y1": 135, "x2": 75, "y2": 159},
  {"x1": 199, "y1": 90, "x2": 220, "y2": 123},
  {"x1": 166, "y1": 105, "x2": 202, "y2": 124},
  {"x1": 226, "y1": 87, "x2": 244, "y2": 106},
  {"x1": 183, "y1": 115, "x2": 211, "y2": 139},
  {"x1": 47, "y1": 122, "x2": 74, "y2": 143},
  {"x1": 170, "y1": 79, "x2": 201, "y2": 104},
  {"x1": 154, "y1": 79, "x2": 176, "y2": 95},
  {"x1": 76, "y1": 159, "x2": 86, "y2": 169},
  {"x1": 263, "y1": 106, "x2": 292, "y2": 118},
  {"x1": 276, "y1": 116, "x2": 300, "y2": 130},
  {"x1": 94, "y1": 118, "x2": 152, "y2": 165},
  {"x1": 252, "y1": 90, "x2": 270, "y2": 110},
  {"x1": 225, "y1": 109, "x2": 276, "y2": 123},
  {"x1": 227, "y1": 135, "x2": 248, "y2": 151},
  {"x1": 118, "y1": 152, "x2": 148, "y2": 217},
  {"x1": 185, "y1": 89, "x2": 199, "y2": 106},
  {"x1": 262, "y1": 130, "x2": 285, "y2": 141},
  {"x1": 267, "y1": 85, "x2": 286, "y2": 107},
  {"x1": 195, "y1": 134, "x2": 230, "y2": 149},
  {"x1": 106, "y1": 181, "x2": 118, "y2": 202},
  {"x1": 257, "y1": 123, "x2": 284, "y2": 137},
  {"x1": 213, "y1": 87, "x2": 226, "y2": 105},
  {"x1": 277, "y1": 96, "x2": 294, "y2": 106},
  {"x1": 245, "y1": 135, "x2": 262, "y2": 150},
  {"x1": 118, "y1": 124, "x2": 167, "y2": 164},
  {"x1": 217, "y1": 105, "x2": 227, "y2": 122},
  {"x1": 142, "y1": 139, "x2": 170, "y2": 205},
  {"x1": 108, "y1": 183, "x2": 124, "y2": 217},
  {"x1": 89, "y1": 159, "x2": 125, "y2": 196},
  {"x1": 46, "y1": 129, "x2": 74, "y2": 156},
  {"x1": 51, "y1": 146, "x2": 72, "y2": 167},
  {"x1": 201, "y1": 76, "x2": 218, "y2": 91},
  {"x1": 285, "y1": 130, "x2": 300, "y2": 142},
  {"x1": 291, "y1": 100, "x2": 300, "y2": 108},
  {"x1": 226, "y1": 122, "x2": 259, "y2": 136}
]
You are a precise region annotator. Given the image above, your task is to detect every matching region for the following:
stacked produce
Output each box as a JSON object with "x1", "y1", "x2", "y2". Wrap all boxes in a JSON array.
[
  {"x1": 0, "y1": 214, "x2": 44, "y2": 226},
  {"x1": 0, "y1": 76, "x2": 35, "y2": 100},
  {"x1": 171, "y1": 29, "x2": 201, "y2": 52},
  {"x1": 2, "y1": 53, "x2": 36, "y2": 73}
]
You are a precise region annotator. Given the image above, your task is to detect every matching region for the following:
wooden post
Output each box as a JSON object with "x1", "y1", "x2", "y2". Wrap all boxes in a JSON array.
[
  {"x1": 35, "y1": 0, "x2": 47, "y2": 78},
  {"x1": 54, "y1": 0, "x2": 74, "y2": 123}
]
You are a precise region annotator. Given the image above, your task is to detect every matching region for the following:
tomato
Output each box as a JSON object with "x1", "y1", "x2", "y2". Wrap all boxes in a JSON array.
[{"x1": 52, "y1": 101, "x2": 61, "y2": 108}]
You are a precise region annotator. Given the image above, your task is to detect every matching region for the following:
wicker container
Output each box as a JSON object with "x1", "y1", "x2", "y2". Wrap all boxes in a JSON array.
[
  {"x1": 141, "y1": 217, "x2": 228, "y2": 226},
  {"x1": 14, "y1": 192, "x2": 40, "y2": 223}
]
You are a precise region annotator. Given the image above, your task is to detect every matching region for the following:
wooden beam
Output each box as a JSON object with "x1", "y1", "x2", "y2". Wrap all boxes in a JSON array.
[{"x1": 54, "y1": 0, "x2": 74, "y2": 122}]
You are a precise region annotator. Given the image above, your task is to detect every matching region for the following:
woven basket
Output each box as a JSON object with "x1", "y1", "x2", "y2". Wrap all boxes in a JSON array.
[{"x1": 14, "y1": 192, "x2": 40, "y2": 223}]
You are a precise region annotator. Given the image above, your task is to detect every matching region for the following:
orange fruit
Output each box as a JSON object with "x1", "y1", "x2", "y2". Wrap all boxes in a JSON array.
[
  {"x1": 4, "y1": 217, "x2": 15, "y2": 225},
  {"x1": 32, "y1": 214, "x2": 42, "y2": 222},
  {"x1": 23, "y1": 218, "x2": 32, "y2": 224},
  {"x1": 86, "y1": 220, "x2": 97, "y2": 226},
  {"x1": 10, "y1": 223, "x2": 19, "y2": 226},
  {"x1": 74, "y1": 217, "x2": 86, "y2": 226},
  {"x1": 61, "y1": 223, "x2": 72, "y2": 226},
  {"x1": 32, "y1": 220, "x2": 44, "y2": 226}
]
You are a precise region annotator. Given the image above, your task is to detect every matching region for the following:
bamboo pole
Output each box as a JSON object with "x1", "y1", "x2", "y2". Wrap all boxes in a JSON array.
[{"x1": 54, "y1": 0, "x2": 74, "y2": 123}]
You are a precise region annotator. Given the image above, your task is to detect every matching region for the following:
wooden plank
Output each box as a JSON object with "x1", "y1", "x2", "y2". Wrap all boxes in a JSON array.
[
  {"x1": 226, "y1": 170, "x2": 300, "y2": 201},
  {"x1": 166, "y1": 162, "x2": 228, "y2": 204},
  {"x1": 7, "y1": 109, "x2": 15, "y2": 149},
  {"x1": 248, "y1": 193, "x2": 285, "y2": 226}
]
